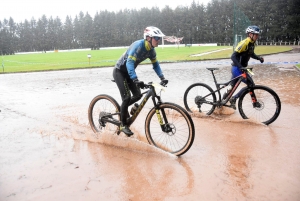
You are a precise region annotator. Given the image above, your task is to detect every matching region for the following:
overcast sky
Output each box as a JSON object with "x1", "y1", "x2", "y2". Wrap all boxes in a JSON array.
[{"x1": 1, "y1": 0, "x2": 211, "y2": 23}]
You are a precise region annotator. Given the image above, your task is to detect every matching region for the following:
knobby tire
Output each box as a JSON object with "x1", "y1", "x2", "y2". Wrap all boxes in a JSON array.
[{"x1": 88, "y1": 94, "x2": 120, "y2": 134}]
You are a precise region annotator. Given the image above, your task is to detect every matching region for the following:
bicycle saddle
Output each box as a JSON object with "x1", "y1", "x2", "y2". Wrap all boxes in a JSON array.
[{"x1": 206, "y1": 68, "x2": 219, "y2": 71}]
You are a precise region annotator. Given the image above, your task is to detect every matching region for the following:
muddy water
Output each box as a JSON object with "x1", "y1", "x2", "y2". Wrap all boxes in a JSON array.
[{"x1": 0, "y1": 52, "x2": 300, "y2": 200}]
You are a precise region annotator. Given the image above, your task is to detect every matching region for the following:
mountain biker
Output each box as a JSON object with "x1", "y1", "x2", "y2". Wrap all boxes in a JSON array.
[
  {"x1": 224, "y1": 25, "x2": 264, "y2": 110},
  {"x1": 113, "y1": 26, "x2": 168, "y2": 136}
]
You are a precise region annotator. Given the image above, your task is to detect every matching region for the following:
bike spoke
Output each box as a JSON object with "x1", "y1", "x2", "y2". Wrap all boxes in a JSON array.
[
  {"x1": 239, "y1": 86, "x2": 281, "y2": 125},
  {"x1": 88, "y1": 95, "x2": 120, "y2": 134},
  {"x1": 146, "y1": 104, "x2": 194, "y2": 156},
  {"x1": 184, "y1": 83, "x2": 216, "y2": 115}
]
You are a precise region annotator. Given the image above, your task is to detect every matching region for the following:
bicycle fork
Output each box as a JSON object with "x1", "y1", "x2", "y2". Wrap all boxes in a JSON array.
[
  {"x1": 156, "y1": 109, "x2": 174, "y2": 134},
  {"x1": 248, "y1": 89, "x2": 262, "y2": 108}
]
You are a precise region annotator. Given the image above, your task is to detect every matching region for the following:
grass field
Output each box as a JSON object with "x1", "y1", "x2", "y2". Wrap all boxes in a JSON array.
[{"x1": 1, "y1": 46, "x2": 293, "y2": 73}]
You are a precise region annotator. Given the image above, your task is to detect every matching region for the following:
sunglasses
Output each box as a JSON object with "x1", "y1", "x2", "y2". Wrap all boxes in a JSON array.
[{"x1": 153, "y1": 36, "x2": 161, "y2": 41}]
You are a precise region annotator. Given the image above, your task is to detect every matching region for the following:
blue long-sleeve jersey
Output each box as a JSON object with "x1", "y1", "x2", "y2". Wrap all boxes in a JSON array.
[{"x1": 115, "y1": 39, "x2": 164, "y2": 80}]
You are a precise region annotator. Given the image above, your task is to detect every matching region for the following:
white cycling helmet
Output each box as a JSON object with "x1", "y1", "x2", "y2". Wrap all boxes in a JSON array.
[
  {"x1": 246, "y1": 25, "x2": 260, "y2": 34},
  {"x1": 143, "y1": 26, "x2": 165, "y2": 39}
]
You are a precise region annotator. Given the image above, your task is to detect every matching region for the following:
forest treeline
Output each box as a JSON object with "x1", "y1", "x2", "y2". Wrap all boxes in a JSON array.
[{"x1": 0, "y1": 0, "x2": 299, "y2": 55}]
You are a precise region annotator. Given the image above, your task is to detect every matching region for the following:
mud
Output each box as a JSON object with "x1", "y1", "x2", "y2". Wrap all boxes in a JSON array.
[{"x1": 0, "y1": 50, "x2": 300, "y2": 201}]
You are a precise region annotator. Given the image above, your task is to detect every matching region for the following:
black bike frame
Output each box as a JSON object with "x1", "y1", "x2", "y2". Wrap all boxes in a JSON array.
[
  {"x1": 201, "y1": 68, "x2": 257, "y2": 108},
  {"x1": 127, "y1": 86, "x2": 161, "y2": 126},
  {"x1": 101, "y1": 84, "x2": 167, "y2": 128}
]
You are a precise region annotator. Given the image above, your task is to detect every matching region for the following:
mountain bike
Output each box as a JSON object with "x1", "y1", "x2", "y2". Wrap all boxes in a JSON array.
[
  {"x1": 88, "y1": 81, "x2": 195, "y2": 156},
  {"x1": 183, "y1": 67, "x2": 281, "y2": 125}
]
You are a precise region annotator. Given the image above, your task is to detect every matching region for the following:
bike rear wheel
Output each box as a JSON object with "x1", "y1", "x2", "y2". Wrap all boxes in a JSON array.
[
  {"x1": 145, "y1": 102, "x2": 195, "y2": 156},
  {"x1": 238, "y1": 85, "x2": 281, "y2": 125},
  {"x1": 183, "y1": 83, "x2": 216, "y2": 115},
  {"x1": 88, "y1": 94, "x2": 120, "y2": 134}
]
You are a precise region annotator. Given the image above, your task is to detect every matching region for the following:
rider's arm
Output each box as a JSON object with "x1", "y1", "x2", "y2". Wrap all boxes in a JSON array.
[
  {"x1": 231, "y1": 39, "x2": 248, "y2": 68},
  {"x1": 151, "y1": 59, "x2": 164, "y2": 79},
  {"x1": 150, "y1": 50, "x2": 164, "y2": 79},
  {"x1": 126, "y1": 56, "x2": 138, "y2": 80},
  {"x1": 231, "y1": 51, "x2": 243, "y2": 68},
  {"x1": 251, "y1": 52, "x2": 261, "y2": 60},
  {"x1": 125, "y1": 41, "x2": 141, "y2": 80}
]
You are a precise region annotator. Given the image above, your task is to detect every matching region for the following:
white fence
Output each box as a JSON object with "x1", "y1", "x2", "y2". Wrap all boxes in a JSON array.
[{"x1": 258, "y1": 41, "x2": 300, "y2": 46}]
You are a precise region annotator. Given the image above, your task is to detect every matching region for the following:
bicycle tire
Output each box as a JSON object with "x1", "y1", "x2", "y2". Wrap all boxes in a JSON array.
[
  {"x1": 238, "y1": 85, "x2": 281, "y2": 125},
  {"x1": 145, "y1": 102, "x2": 195, "y2": 156},
  {"x1": 183, "y1": 83, "x2": 216, "y2": 115},
  {"x1": 88, "y1": 94, "x2": 121, "y2": 134}
]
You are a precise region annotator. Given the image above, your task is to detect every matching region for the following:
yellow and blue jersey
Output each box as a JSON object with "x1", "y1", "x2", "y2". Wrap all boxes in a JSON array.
[
  {"x1": 115, "y1": 39, "x2": 163, "y2": 80},
  {"x1": 231, "y1": 37, "x2": 260, "y2": 68}
]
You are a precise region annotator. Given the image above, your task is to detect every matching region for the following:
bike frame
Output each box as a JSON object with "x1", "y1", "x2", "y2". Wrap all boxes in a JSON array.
[
  {"x1": 101, "y1": 83, "x2": 167, "y2": 128},
  {"x1": 202, "y1": 68, "x2": 257, "y2": 108},
  {"x1": 127, "y1": 84, "x2": 163, "y2": 126}
]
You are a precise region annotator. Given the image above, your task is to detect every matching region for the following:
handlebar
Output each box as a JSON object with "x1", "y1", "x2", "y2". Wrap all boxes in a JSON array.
[
  {"x1": 142, "y1": 81, "x2": 168, "y2": 89},
  {"x1": 240, "y1": 67, "x2": 253, "y2": 71},
  {"x1": 241, "y1": 67, "x2": 254, "y2": 76}
]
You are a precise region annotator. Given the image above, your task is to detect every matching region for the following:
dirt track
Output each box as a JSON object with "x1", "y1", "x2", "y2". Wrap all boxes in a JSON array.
[{"x1": 0, "y1": 50, "x2": 300, "y2": 201}]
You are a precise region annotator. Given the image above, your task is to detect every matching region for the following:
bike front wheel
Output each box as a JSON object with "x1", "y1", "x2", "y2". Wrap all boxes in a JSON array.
[
  {"x1": 145, "y1": 102, "x2": 195, "y2": 156},
  {"x1": 183, "y1": 83, "x2": 216, "y2": 115},
  {"x1": 88, "y1": 94, "x2": 120, "y2": 134},
  {"x1": 238, "y1": 85, "x2": 281, "y2": 125}
]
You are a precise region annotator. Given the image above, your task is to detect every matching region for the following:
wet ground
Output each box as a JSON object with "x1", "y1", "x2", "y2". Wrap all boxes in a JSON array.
[{"x1": 1, "y1": 50, "x2": 300, "y2": 200}]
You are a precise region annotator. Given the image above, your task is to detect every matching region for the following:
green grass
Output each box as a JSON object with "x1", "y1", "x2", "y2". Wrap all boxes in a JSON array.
[{"x1": 1, "y1": 46, "x2": 293, "y2": 73}]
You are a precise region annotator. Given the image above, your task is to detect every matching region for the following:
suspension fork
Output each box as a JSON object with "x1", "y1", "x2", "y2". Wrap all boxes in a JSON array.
[
  {"x1": 248, "y1": 87, "x2": 258, "y2": 104},
  {"x1": 156, "y1": 107, "x2": 172, "y2": 132},
  {"x1": 151, "y1": 93, "x2": 170, "y2": 132},
  {"x1": 243, "y1": 72, "x2": 258, "y2": 105}
]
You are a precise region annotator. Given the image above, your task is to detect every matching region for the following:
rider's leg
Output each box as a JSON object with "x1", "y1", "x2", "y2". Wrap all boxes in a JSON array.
[
  {"x1": 113, "y1": 68, "x2": 134, "y2": 136},
  {"x1": 230, "y1": 66, "x2": 242, "y2": 99},
  {"x1": 234, "y1": 73, "x2": 255, "y2": 98},
  {"x1": 223, "y1": 66, "x2": 241, "y2": 100},
  {"x1": 128, "y1": 79, "x2": 142, "y2": 106},
  {"x1": 229, "y1": 67, "x2": 255, "y2": 110},
  {"x1": 228, "y1": 66, "x2": 242, "y2": 109}
]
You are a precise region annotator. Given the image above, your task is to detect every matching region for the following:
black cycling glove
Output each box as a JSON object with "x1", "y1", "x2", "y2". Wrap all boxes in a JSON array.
[
  {"x1": 160, "y1": 79, "x2": 168, "y2": 86},
  {"x1": 133, "y1": 79, "x2": 145, "y2": 89},
  {"x1": 259, "y1": 57, "x2": 264, "y2": 63},
  {"x1": 159, "y1": 76, "x2": 168, "y2": 86}
]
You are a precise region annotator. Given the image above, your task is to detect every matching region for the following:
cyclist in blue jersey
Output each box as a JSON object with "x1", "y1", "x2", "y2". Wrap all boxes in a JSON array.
[
  {"x1": 224, "y1": 25, "x2": 264, "y2": 110},
  {"x1": 113, "y1": 26, "x2": 168, "y2": 136}
]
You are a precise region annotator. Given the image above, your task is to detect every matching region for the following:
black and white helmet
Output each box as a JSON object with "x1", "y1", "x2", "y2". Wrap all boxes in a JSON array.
[
  {"x1": 143, "y1": 26, "x2": 165, "y2": 39},
  {"x1": 246, "y1": 25, "x2": 260, "y2": 34}
]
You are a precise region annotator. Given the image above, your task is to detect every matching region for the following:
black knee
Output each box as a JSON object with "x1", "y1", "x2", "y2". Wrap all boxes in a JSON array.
[
  {"x1": 122, "y1": 95, "x2": 131, "y2": 105},
  {"x1": 131, "y1": 94, "x2": 142, "y2": 103}
]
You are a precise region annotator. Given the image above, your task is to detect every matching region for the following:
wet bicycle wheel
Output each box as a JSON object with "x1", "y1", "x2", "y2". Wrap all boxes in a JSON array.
[
  {"x1": 145, "y1": 102, "x2": 195, "y2": 156},
  {"x1": 183, "y1": 83, "x2": 216, "y2": 115},
  {"x1": 88, "y1": 94, "x2": 120, "y2": 134},
  {"x1": 238, "y1": 85, "x2": 281, "y2": 125}
]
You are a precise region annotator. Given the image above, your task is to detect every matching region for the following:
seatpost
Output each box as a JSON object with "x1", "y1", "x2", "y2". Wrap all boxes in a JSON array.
[{"x1": 211, "y1": 70, "x2": 218, "y2": 85}]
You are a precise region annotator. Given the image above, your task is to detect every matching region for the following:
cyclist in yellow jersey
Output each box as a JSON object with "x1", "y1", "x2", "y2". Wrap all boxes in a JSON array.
[{"x1": 225, "y1": 25, "x2": 264, "y2": 109}]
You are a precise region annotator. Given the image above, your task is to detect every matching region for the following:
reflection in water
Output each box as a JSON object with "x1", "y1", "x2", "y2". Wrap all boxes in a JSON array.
[
  {"x1": 85, "y1": 142, "x2": 194, "y2": 200},
  {"x1": 268, "y1": 127, "x2": 278, "y2": 147},
  {"x1": 225, "y1": 126, "x2": 251, "y2": 198}
]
